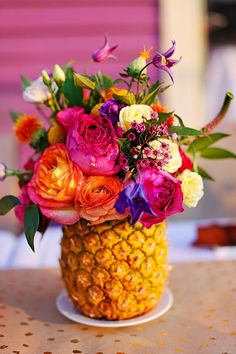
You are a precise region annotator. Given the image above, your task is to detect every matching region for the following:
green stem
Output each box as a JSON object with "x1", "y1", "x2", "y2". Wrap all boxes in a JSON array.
[
  {"x1": 6, "y1": 169, "x2": 33, "y2": 177},
  {"x1": 128, "y1": 78, "x2": 134, "y2": 93},
  {"x1": 49, "y1": 87, "x2": 61, "y2": 112},
  {"x1": 136, "y1": 62, "x2": 152, "y2": 96},
  {"x1": 202, "y1": 92, "x2": 234, "y2": 133}
]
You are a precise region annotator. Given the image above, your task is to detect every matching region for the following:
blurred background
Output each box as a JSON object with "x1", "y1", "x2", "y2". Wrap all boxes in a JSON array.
[{"x1": 0, "y1": 0, "x2": 235, "y2": 233}]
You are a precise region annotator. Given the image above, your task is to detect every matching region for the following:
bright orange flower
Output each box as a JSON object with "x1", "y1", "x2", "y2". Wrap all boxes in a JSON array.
[
  {"x1": 151, "y1": 103, "x2": 175, "y2": 126},
  {"x1": 14, "y1": 115, "x2": 42, "y2": 144},
  {"x1": 28, "y1": 144, "x2": 83, "y2": 224},
  {"x1": 75, "y1": 175, "x2": 127, "y2": 225}
]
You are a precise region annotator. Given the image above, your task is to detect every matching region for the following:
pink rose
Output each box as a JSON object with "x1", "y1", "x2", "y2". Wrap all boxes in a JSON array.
[
  {"x1": 66, "y1": 113, "x2": 121, "y2": 175},
  {"x1": 15, "y1": 185, "x2": 31, "y2": 224},
  {"x1": 139, "y1": 167, "x2": 184, "y2": 227},
  {"x1": 56, "y1": 107, "x2": 84, "y2": 134}
]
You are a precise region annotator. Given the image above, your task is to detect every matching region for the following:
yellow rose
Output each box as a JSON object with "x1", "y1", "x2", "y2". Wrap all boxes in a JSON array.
[
  {"x1": 149, "y1": 138, "x2": 182, "y2": 173},
  {"x1": 119, "y1": 104, "x2": 153, "y2": 131},
  {"x1": 178, "y1": 169, "x2": 204, "y2": 207}
]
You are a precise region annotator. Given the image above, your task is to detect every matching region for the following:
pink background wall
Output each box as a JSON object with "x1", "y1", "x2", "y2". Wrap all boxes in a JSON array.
[{"x1": 0, "y1": 0, "x2": 159, "y2": 133}]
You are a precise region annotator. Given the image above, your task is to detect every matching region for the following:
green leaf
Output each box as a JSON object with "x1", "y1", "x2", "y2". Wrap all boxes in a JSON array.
[
  {"x1": 141, "y1": 85, "x2": 160, "y2": 105},
  {"x1": 169, "y1": 126, "x2": 202, "y2": 136},
  {"x1": 174, "y1": 114, "x2": 185, "y2": 127},
  {"x1": 188, "y1": 133, "x2": 230, "y2": 154},
  {"x1": 74, "y1": 73, "x2": 96, "y2": 91},
  {"x1": 9, "y1": 111, "x2": 23, "y2": 123},
  {"x1": 94, "y1": 72, "x2": 114, "y2": 91},
  {"x1": 24, "y1": 204, "x2": 40, "y2": 252},
  {"x1": 113, "y1": 92, "x2": 136, "y2": 105},
  {"x1": 196, "y1": 166, "x2": 215, "y2": 181},
  {"x1": 20, "y1": 75, "x2": 32, "y2": 90},
  {"x1": 159, "y1": 84, "x2": 172, "y2": 94},
  {"x1": 158, "y1": 112, "x2": 174, "y2": 124},
  {"x1": 0, "y1": 195, "x2": 21, "y2": 215},
  {"x1": 200, "y1": 147, "x2": 236, "y2": 159},
  {"x1": 62, "y1": 68, "x2": 83, "y2": 106}
]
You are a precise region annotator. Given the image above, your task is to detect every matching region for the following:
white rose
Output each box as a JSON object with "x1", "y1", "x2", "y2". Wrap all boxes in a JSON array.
[
  {"x1": 178, "y1": 169, "x2": 204, "y2": 207},
  {"x1": 23, "y1": 76, "x2": 57, "y2": 103},
  {"x1": 119, "y1": 104, "x2": 153, "y2": 131},
  {"x1": 149, "y1": 138, "x2": 182, "y2": 173}
]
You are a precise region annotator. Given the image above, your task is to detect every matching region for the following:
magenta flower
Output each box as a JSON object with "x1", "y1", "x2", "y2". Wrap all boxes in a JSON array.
[
  {"x1": 67, "y1": 113, "x2": 121, "y2": 175},
  {"x1": 92, "y1": 34, "x2": 118, "y2": 63},
  {"x1": 15, "y1": 185, "x2": 31, "y2": 224},
  {"x1": 152, "y1": 40, "x2": 181, "y2": 82},
  {"x1": 56, "y1": 107, "x2": 84, "y2": 134},
  {"x1": 139, "y1": 167, "x2": 184, "y2": 227}
]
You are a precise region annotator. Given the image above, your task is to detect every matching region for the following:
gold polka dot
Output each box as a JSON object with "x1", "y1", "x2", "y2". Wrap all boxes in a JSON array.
[
  {"x1": 160, "y1": 332, "x2": 168, "y2": 336},
  {"x1": 132, "y1": 343, "x2": 142, "y2": 347},
  {"x1": 70, "y1": 339, "x2": 80, "y2": 343},
  {"x1": 96, "y1": 334, "x2": 104, "y2": 337},
  {"x1": 157, "y1": 340, "x2": 166, "y2": 347},
  {"x1": 199, "y1": 344, "x2": 208, "y2": 348},
  {"x1": 0, "y1": 345, "x2": 8, "y2": 350}
]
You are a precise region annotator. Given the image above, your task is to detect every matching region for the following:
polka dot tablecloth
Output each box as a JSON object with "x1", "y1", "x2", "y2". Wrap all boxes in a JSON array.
[{"x1": 0, "y1": 261, "x2": 236, "y2": 354}]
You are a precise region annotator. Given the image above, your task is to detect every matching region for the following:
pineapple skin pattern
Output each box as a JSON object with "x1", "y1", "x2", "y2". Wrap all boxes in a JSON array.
[{"x1": 60, "y1": 219, "x2": 168, "y2": 320}]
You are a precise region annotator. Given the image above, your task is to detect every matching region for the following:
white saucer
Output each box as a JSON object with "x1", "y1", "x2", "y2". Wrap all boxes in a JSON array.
[{"x1": 56, "y1": 288, "x2": 173, "y2": 328}]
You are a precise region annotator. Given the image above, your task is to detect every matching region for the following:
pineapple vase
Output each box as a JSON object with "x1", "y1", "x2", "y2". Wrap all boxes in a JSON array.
[{"x1": 60, "y1": 219, "x2": 168, "y2": 320}]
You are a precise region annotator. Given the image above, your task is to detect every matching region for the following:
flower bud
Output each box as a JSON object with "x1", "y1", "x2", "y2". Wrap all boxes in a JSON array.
[
  {"x1": 41, "y1": 70, "x2": 51, "y2": 86},
  {"x1": 0, "y1": 163, "x2": 6, "y2": 181},
  {"x1": 53, "y1": 64, "x2": 65, "y2": 86}
]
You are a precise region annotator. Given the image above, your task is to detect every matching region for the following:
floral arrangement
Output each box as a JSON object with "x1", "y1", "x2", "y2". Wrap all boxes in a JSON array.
[{"x1": 0, "y1": 37, "x2": 235, "y2": 251}]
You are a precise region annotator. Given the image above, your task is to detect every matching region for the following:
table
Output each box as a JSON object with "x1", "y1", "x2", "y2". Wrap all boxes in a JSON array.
[{"x1": 0, "y1": 261, "x2": 236, "y2": 354}]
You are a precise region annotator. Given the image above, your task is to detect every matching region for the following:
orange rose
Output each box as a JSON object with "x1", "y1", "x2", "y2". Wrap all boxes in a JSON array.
[
  {"x1": 75, "y1": 176, "x2": 126, "y2": 225},
  {"x1": 28, "y1": 144, "x2": 83, "y2": 224}
]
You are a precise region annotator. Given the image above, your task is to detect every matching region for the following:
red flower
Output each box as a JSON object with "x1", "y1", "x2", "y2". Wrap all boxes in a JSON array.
[{"x1": 178, "y1": 147, "x2": 193, "y2": 173}]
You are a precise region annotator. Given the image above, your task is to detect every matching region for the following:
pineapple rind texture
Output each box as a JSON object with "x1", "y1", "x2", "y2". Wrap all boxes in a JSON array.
[{"x1": 60, "y1": 219, "x2": 168, "y2": 320}]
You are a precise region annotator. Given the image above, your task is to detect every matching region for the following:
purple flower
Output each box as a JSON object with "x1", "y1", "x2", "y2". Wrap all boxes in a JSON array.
[
  {"x1": 152, "y1": 40, "x2": 181, "y2": 82},
  {"x1": 92, "y1": 34, "x2": 118, "y2": 63},
  {"x1": 115, "y1": 183, "x2": 155, "y2": 224},
  {"x1": 99, "y1": 99, "x2": 126, "y2": 124}
]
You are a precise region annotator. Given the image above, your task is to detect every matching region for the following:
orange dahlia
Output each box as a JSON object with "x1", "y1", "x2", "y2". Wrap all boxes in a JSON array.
[
  {"x1": 14, "y1": 115, "x2": 42, "y2": 144},
  {"x1": 151, "y1": 103, "x2": 175, "y2": 126}
]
